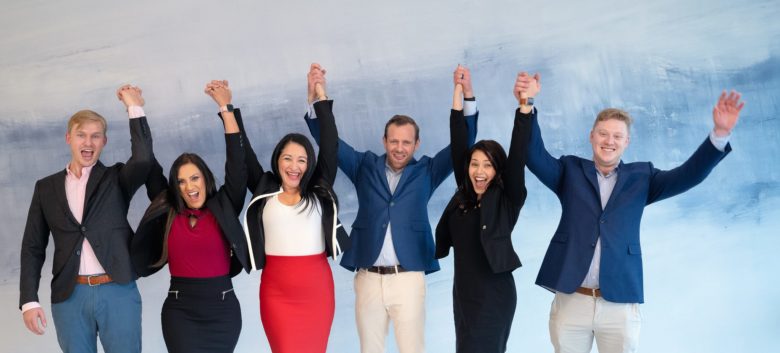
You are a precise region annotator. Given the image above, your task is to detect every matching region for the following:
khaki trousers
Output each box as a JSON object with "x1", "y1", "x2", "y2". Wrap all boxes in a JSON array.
[
  {"x1": 354, "y1": 269, "x2": 426, "y2": 353},
  {"x1": 549, "y1": 292, "x2": 642, "y2": 353}
]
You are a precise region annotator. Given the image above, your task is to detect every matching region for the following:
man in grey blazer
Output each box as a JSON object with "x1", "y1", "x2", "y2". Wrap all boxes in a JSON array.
[{"x1": 19, "y1": 85, "x2": 153, "y2": 353}]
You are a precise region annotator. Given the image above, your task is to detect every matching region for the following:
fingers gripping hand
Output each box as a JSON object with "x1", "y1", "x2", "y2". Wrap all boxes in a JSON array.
[{"x1": 117, "y1": 84, "x2": 145, "y2": 108}]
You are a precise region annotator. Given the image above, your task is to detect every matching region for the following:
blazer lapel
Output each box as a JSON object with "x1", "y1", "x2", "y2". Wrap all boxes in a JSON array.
[
  {"x1": 54, "y1": 170, "x2": 80, "y2": 225},
  {"x1": 580, "y1": 159, "x2": 600, "y2": 194},
  {"x1": 604, "y1": 161, "x2": 628, "y2": 211},
  {"x1": 392, "y1": 158, "x2": 417, "y2": 196},
  {"x1": 375, "y1": 156, "x2": 392, "y2": 196},
  {"x1": 83, "y1": 161, "x2": 106, "y2": 219}
]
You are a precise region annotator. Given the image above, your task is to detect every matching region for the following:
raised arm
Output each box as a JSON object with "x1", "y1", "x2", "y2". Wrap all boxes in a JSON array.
[
  {"x1": 449, "y1": 64, "x2": 471, "y2": 188},
  {"x1": 303, "y1": 63, "x2": 364, "y2": 184},
  {"x1": 308, "y1": 65, "x2": 339, "y2": 185},
  {"x1": 206, "y1": 80, "x2": 247, "y2": 212},
  {"x1": 116, "y1": 84, "x2": 154, "y2": 200},
  {"x1": 432, "y1": 65, "x2": 479, "y2": 187},
  {"x1": 647, "y1": 90, "x2": 742, "y2": 204},
  {"x1": 515, "y1": 72, "x2": 563, "y2": 192}
]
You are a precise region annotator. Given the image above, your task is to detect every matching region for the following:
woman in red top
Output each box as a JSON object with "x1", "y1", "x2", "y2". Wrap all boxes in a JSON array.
[{"x1": 131, "y1": 81, "x2": 252, "y2": 353}]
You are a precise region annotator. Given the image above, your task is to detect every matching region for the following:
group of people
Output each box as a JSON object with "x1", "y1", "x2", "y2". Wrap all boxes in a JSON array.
[{"x1": 19, "y1": 63, "x2": 743, "y2": 353}]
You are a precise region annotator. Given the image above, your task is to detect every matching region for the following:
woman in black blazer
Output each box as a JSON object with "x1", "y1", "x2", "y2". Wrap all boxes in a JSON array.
[
  {"x1": 131, "y1": 81, "x2": 251, "y2": 353},
  {"x1": 239, "y1": 64, "x2": 350, "y2": 353},
  {"x1": 435, "y1": 69, "x2": 532, "y2": 352}
]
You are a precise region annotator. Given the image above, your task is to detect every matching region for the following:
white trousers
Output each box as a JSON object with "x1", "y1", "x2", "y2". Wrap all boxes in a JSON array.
[
  {"x1": 549, "y1": 292, "x2": 641, "y2": 353},
  {"x1": 354, "y1": 270, "x2": 426, "y2": 353}
]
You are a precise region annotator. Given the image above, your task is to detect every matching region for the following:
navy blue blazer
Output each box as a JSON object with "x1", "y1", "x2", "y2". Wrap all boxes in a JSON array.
[
  {"x1": 526, "y1": 109, "x2": 731, "y2": 303},
  {"x1": 305, "y1": 111, "x2": 477, "y2": 272}
]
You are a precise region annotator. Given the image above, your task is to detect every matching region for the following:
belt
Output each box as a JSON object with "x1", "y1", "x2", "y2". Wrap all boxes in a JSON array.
[
  {"x1": 574, "y1": 287, "x2": 602, "y2": 297},
  {"x1": 76, "y1": 274, "x2": 113, "y2": 286},
  {"x1": 364, "y1": 265, "x2": 407, "y2": 275}
]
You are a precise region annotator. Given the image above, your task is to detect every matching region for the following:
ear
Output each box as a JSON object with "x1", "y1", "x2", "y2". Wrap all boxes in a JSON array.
[
  {"x1": 65, "y1": 132, "x2": 71, "y2": 144},
  {"x1": 413, "y1": 139, "x2": 420, "y2": 152}
]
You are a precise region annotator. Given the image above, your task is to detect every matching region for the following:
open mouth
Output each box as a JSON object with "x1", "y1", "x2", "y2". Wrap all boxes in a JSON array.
[
  {"x1": 81, "y1": 149, "x2": 95, "y2": 160},
  {"x1": 473, "y1": 176, "x2": 488, "y2": 189},
  {"x1": 186, "y1": 191, "x2": 200, "y2": 202},
  {"x1": 286, "y1": 171, "x2": 301, "y2": 181}
]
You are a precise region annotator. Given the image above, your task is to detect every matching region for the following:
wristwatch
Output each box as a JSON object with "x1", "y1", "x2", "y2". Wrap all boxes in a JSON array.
[
  {"x1": 220, "y1": 104, "x2": 235, "y2": 113},
  {"x1": 519, "y1": 97, "x2": 534, "y2": 106}
]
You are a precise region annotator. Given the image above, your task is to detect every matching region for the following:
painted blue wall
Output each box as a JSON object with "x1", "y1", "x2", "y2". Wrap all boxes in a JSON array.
[{"x1": 1, "y1": 0, "x2": 778, "y2": 351}]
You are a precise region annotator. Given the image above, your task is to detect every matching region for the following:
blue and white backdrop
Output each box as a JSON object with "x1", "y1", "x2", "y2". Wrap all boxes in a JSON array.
[{"x1": 1, "y1": 0, "x2": 778, "y2": 352}]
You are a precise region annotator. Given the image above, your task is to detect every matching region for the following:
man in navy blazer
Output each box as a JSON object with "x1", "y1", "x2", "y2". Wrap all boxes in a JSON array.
[
  {"x1": 305, "y1": 65, "x2": 478, "y2": 353},
  {"x1": 515, "y1": 72, "x2": 744, "y2": 353}
]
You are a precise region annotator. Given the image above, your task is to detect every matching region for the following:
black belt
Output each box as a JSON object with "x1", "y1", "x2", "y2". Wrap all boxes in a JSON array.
[{"x1": 364, "y1": 265, "x2": 408, "y2": 275}]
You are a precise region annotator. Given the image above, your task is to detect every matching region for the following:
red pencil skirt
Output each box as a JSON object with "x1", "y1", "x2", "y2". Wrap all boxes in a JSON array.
[{"x1": 260, "y1": 252, "x2": 335, "y2": 353}]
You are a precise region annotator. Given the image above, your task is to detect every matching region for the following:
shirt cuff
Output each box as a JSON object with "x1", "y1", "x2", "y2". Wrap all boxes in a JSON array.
[
  {"x1": 709, "y1": 129, "x2": 730, "y2": 152},
  {"x1": 463, "y1": 99, "x2": 478, "y2": 116},
  {"x1": 306, "y1": 101, "x2": 319, "y2": 120},
  {"x1": 21, "y1": 302, "x2": 41, "y2": 313},
  {"x1": 127, "y1": 106, "x2": 145, "y2": 119}
]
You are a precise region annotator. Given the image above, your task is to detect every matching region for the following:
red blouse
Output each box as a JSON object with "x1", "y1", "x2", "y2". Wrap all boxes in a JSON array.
[{"x1": 168, "y1": 208, "x2": 231, "y2": 278}]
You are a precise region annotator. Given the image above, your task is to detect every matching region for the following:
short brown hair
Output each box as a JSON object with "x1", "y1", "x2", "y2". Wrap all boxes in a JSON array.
[
  {"x1": 592, "y1": 108, "x2": 633, "y2": 131},
  {"x1": 67, "y1": 110, "x2": 107, "y2": 134},
  {"x1": 384, "y1": 115, "x2": 420, "y2": 141}
]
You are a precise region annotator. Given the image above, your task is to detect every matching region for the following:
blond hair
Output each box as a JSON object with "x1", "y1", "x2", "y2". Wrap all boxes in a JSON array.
[
  {"x1": 592, "y1": 108, "x2": 633, "y2": 131},
  {"x1": 67, "y1": 110, "x2": 107, "y2": 134}
]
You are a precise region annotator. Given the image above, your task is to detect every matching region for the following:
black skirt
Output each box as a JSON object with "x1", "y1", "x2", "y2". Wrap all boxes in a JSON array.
[{"x1": 161, "y1": 275, "x2": 242, "y2": 353}]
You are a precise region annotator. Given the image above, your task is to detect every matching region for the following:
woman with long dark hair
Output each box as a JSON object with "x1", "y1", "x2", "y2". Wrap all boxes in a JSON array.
[
  {"x1": 131, "y1": 81, "x2": 251, "y2": 353},
  {"x1": 435, "y1": 69, "x2": 532, "y2": 352},
  {"x1": 240, "y1": 64, "x2": 350, "y2": 352}
]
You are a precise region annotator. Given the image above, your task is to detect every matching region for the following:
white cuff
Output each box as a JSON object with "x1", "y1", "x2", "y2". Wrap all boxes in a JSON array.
[
  {"x1": 21, "y1": 302, "x2": 41, "y2": 313},
  {"x1": 709, "y1": 130, "x2": 730, "y2": 152},
  {"x1": 463, "y1": 100, "x2": 477, "y2": 116},
  {"x1": 127, "y1": 106, "x2": 145, "y2": 119}
]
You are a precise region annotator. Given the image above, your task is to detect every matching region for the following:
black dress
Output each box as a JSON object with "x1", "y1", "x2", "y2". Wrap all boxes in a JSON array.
[{"x1": 447, "y1": 205, "x2": 517, "y2": 353}]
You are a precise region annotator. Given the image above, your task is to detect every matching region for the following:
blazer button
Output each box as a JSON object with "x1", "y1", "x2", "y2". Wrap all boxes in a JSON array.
[
  {"x1": 482, "y1": 225, "x2": 487, "y2": 230},
  {"x1": 600, "y1": 219, "x2": 605, "y2": 224},
  {"x1": 76, "y1": 250, "x2": 81, "y2": 256},
  {"x1": 80, "y1": 226, "x2": 87, "y2": 232},
  {"x1": 390, "y1": 202, "x2": 395, "y2": 207}
]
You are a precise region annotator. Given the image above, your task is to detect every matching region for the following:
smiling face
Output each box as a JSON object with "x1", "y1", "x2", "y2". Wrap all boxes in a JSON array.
[
  {"x1": 66, "y1": 120, "x2": 107, "y2": 171},
  {"x1": 177, "y1": 163, "x2": 206, "y2": 209},
  {"x1": 383, "y1": 123, "x2": 419, "y2": 171},
  {"x1": 468, "y1": 149, "x2": 496, "y2": 199},
  {"x1": 590, "y1": 118, "x2": 630, "y2": 175},
  {"x1": 277, "y1": 142, "x2": 308, "y2": 192}
]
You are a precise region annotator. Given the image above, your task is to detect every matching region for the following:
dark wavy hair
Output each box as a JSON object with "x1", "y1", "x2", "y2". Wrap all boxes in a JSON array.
[
  {"x1": 271, "y1": 133, "x2": 336, "y2": 213},
  {"x1": 151, "y1": 153, "x2": 218, "y2": 267},
  {"x1": 456, "y1": 140, "x2": 507, "y2": 209}
]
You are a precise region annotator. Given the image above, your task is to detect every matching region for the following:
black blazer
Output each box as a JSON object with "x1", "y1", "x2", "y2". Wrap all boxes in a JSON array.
[
  {"x1": 19, "y1": 117, "x2": 153, "y2": 307},
  {"x1": 131, "y1": 131, "x2": 251, "y2": 278},
  {"x1": 240, "y1": 100, "x2": 350, "y2": 270},
  {"x1": 435, "y1": 108, "x2": 531, "y2": 273}
]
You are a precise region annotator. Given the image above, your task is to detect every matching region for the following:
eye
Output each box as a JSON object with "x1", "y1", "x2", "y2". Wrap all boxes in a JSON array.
[
  {"x1": 191, "y1": 175, "x2": 200, "y2": 182},
  {"x1": 177, "y1": 179, "x2": 185, "y2": 185}
]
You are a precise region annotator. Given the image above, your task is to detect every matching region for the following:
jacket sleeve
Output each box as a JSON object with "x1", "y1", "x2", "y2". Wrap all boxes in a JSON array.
[
  {"x1": 304, "y1": 109, "x2": 364, "y2": 184},
  {"x1": 646, "y1": 136, "x2": 731, "y2": 205},
  {"x1": 504, "y1": 109, "x2": 532, "y2": 206},
  {"x1": 526, "y1": 108, "x2": 564, "y2": 192},
  {"x1": 19, "y1": 180, "x2": 50, "y2": 308},
  {"x1": 228, "y1": 108, "x2": 264, "y2": 193},
  {"x1": 222, "y1": 131, "x2": 248, "y2": 213},
  {"x1": 449, "y1": 109, "x2": 468, "y2": 189},
  {"x1": 144, "y1": 157, "x2": 167, "y2": 201},
  {"x1": 312, "y1": 100, "x2": 338, "y2": 186},
  {"x1": 119, "y1": 117, "x2": 154, "y2": 201},
  {"x1": 431, "y1": 110, "x2": 479, "y2": 188}
]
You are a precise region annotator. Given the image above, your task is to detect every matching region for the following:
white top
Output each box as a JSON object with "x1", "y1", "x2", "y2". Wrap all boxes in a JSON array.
[{"x1": 262, "y1": 194, "x2": 325, "y2": 256}]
